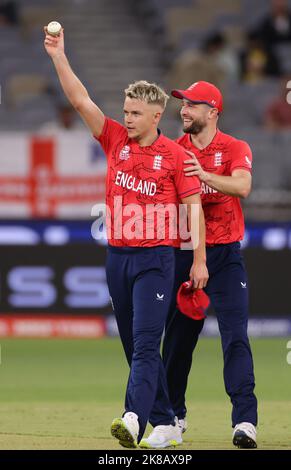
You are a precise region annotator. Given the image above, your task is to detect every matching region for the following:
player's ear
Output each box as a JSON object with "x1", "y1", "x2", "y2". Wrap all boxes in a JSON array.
[
  {"x1": 209, "y1": 108, "x2": 218, "y2": 120},
  {"x1": 154, "y1": 111, "x2": 162, "y2": 123}
]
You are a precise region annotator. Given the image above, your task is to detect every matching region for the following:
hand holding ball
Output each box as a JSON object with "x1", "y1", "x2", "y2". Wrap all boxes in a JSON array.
[
  {"x1": 44, "y1": 21, "x2": 64, "y2": 58},
  {"x1": 47, "y1": 21, "x2": 62, "y2": 36}
]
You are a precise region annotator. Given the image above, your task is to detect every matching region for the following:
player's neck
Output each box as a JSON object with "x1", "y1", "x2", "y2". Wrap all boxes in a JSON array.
[
  {"x1": 190, "y1": 126, "x2": 217, "y2": 150},
  {"x1": 135, "y1": 129, "x2": 159, "y2": 147}
]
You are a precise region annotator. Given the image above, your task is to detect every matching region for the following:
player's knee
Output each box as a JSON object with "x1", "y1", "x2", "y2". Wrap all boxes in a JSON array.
[
  {"x1": 221, "y1": 328, "x2": 250, "y2": 352},
  {"x1": 133, "y1": 332, "x2": 161, "y2": 356}
]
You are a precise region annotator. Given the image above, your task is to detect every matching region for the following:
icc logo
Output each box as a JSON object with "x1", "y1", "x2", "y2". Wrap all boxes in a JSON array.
[{"x1": 119, "y1": 146, "x2": 130, "y2": 160}]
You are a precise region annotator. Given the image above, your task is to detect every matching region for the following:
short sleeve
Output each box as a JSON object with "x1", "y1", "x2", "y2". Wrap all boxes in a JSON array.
[
  {"x1": 94, "y1": 117, "x2": 127, "y2": 156},
  {"x1": 229, "y1": 140, "x2": 253, "y2": 173},
  {"x1": 174, "y1": 148, "x2": 201, "y2": 199}
]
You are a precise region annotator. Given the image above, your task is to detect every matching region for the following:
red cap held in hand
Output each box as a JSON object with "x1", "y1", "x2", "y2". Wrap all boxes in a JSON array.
[{"x1": 177, "y1": 281, "x2": 210, "y2": 321}]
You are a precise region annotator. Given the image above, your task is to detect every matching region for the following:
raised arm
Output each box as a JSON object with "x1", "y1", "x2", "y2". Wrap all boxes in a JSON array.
[{"x1": 43, "y1": 27, "x2": 105, "y2": 137}]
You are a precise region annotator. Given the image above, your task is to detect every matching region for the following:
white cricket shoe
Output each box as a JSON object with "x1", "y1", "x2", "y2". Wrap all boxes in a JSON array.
[
  {"x1": 111, "y1": 411, "x2": 139, "y2": 448},
  {"x1": 177, "y1": 418, "x2": 188, "y2": 434},
  {"x1": 232, "y1": 422, "x2": 257, "y2": 449},
  {"x1": 139, "y1": 422, "x2": 182, "y2": 449}
]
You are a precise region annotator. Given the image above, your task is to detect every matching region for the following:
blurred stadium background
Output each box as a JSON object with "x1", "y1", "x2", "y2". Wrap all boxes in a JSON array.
[{"x1": 0, "y1": 0, "x2": 290, "y2": 450}]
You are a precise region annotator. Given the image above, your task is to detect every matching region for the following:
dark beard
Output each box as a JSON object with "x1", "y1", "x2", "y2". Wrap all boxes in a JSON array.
[{"x1": 183, "y1": 119, "x2": 206, "y2": 135}]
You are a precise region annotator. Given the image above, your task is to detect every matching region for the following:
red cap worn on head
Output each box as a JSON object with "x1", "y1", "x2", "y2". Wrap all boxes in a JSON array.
[
  {"x1": 177, "y1": 281, "x2": 210, "y2": 321},
  {"x1": 171, "y1": 81, "x2": 223, "y2": 113}
]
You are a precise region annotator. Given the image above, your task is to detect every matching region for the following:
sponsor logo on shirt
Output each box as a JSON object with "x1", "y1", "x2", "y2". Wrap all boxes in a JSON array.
[
  {"x1": 153, "y1": 155, "x2": 163, "y2": 170},
  {"x1": 115, "y1": 170, "x2": 157, "y2": 196},
  {"x1": 214, "y1": 152, "x2": 222, "y2": 166},
  {"x1": 201, "y1": 182, "x2": 218, "y2": 194},
  {"x1": 119, "y1": 145, "x2": 130, "y2": 160}
]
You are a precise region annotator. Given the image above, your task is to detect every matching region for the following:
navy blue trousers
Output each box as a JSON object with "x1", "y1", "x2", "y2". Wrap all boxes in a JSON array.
[
  {"x1": 150, "y1": 242, "x2": 258, "y2": 428},
  {"x1": 106, "y1": 245, "x2": 176, "y2": 441}
]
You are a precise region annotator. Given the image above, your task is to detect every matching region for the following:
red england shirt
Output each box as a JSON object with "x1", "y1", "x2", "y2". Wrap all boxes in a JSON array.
[
  {"x1": 176, "y1": 130, "x2": 252, "y2": 245},
  {"x1": 95, "y1": 117, "x2": 200, "y2": 247}
]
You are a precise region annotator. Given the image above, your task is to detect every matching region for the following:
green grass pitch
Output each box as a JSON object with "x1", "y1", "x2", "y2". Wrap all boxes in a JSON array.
[{"x1": 0, "y1": 336, "x2": 290, "y2": 449}]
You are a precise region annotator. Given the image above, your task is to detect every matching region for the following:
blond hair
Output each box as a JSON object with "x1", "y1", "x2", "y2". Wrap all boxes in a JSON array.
[{"x1": 124, "y1": 80, "x2": 169, "y2": 110}]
